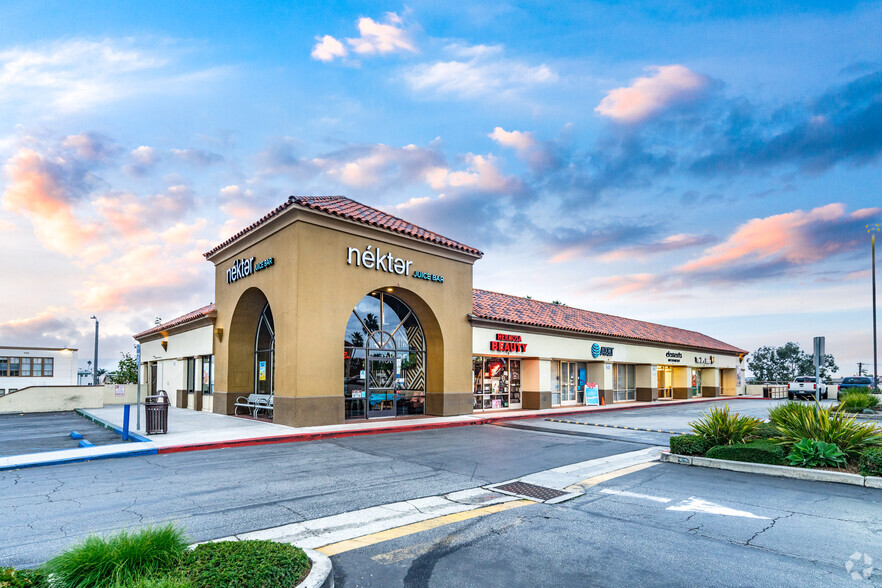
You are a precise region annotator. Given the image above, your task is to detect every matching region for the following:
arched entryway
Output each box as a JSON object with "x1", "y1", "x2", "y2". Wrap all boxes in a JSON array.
[
  {"x1": 343, "y1": 291, "x2": 426, "y2": 419},
  {"x1": 254, "y1": 303, "x2": 274, "y2": 396},
  {"x1": 224, "y1": 287, "x2": 275, "y2": 414}
]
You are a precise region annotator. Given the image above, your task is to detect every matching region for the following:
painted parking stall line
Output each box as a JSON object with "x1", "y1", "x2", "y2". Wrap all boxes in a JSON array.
[{"x1": 546, "y1": 419, "x2": 682, "y2": 435}]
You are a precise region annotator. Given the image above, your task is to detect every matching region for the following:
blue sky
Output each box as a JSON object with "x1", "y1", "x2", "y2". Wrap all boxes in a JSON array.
[{"x1": 0, "y1": 1, "x2": 879, "y2": 377}]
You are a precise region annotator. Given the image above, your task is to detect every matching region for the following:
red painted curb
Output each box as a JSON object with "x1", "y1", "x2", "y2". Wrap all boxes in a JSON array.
[{"x1": 156, "y1": 396, "x2": 762, "y2": 455}]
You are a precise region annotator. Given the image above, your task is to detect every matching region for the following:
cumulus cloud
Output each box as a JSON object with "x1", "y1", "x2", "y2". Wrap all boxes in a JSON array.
[
  {"x1": 0, "y1": 38, "x2": 220, "y2": 114},
  {"x1": 171, "y1": 148, "x2": 224, "y2": 166},
  {"x1": 404, "y1": 44, "x2": 557, "y2": 99},
  {"x1": 124, "y1": 145, "x2": 157, "y2": 176},
  {"x1": 488, "y1": 126, "x2": 558, "y2": 172},
  {"x1": 311, "y1": 35, "x2": 348, "y2": 62},
  {"x1": 0, "y1": 309, "x2": 81, "y2": 348},
  {"x1": 312, "y1": 12, "x2": 415, "y2": 62},
  {"x1": 595, "y1": 65, "x2": 712, "y2": 123}
]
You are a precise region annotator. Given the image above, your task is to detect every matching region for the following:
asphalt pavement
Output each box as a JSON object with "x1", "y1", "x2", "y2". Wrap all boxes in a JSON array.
[
  {"x1": 0, "y1": 412, "x2": 131, "y2": 456},
  {"x1": 0, "y1": 424, "x2": 642, "y2": 568},
  {"x1": 331, "y1": 461, "x2": 882, "y2": 587}
]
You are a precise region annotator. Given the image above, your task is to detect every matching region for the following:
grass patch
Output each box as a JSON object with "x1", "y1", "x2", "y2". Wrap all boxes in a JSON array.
[
  {"x1": 181, "y1": 541, "x2": 310, "y2": 588},
  {"x1": 42, "y1": 525, "x2": 188, "y2": 588},
  {"x1": 705, "y1": 439, "x2": 787, "y2": 465},
  {"x1": 751, "y1": 421, "x2": 780, "y2": 440}
]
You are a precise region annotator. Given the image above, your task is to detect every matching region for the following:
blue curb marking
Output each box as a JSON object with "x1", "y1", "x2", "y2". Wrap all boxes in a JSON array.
[
  {"x1": 75, "y1": 409, "x2": 151, "y2": 443},
  {"x1": 545, "y1": 419, "x2": 681, "y2": 435},
  {"x1": 78, "y1": 439, "x2": 94, "y2": 448},
  {"x1": 0, "y1": 447, "x2": 159, "y2": 471},
  {"x1": 70, "y1": 431, "x2": 83, "y2": 440}
]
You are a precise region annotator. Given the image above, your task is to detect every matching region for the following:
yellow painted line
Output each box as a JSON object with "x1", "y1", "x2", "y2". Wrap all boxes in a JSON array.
[
  {"x1": 565, "y1": 461, "x2": 659, "y2": 492},
  {"x1": 316, "y1": 499, "x2": 534, "y2": 556}
]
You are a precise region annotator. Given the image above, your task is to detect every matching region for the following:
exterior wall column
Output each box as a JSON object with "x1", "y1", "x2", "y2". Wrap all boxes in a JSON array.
[
  {"x1": 701, "y1": 368, "x2": 722, "y2": 397},
  {"x1": 672, "y1": 366, "x2": 690, "y2": 399},
  {"x1": 587, "y1": 362, "x2": 613, "y2": 405},
  {"x1": 522, "y1": 358, "x2": 552, "y2": 409},
  {"x1": 636, "y1": 364, "x2": 658, "y2": 402}
]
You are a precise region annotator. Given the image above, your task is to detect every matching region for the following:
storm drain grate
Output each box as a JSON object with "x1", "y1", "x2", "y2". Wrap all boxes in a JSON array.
[{"x1": 491, "y1": 481, "x2": 569, "y2": 501}]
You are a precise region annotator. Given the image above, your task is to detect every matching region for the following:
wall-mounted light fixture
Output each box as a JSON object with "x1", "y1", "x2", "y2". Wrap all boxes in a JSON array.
[{"x1": 214, "y1": 327, "x2": 223, "y2": 342}]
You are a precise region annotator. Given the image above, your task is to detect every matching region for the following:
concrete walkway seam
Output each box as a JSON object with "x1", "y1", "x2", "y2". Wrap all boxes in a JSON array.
[{"x1": 661, "y1": 452, "x2": 882, "y2": 488}]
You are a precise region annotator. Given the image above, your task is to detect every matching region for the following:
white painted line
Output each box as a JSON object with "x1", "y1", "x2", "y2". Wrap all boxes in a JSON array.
[
  {"x1": 666, "y1": 496, "x2": 770, "y2": 519},
  {"x1": 599, "y1": 488, "x2": 672, "y2": 503}
]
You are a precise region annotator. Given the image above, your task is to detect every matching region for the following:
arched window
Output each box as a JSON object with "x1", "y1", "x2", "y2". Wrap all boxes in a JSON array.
[
  {"x1": 343, "y1": 292, "x2": 425, "y2": 419},
  {"x1": 255, "y1": 304, "x2": 274, "y2": 395}
]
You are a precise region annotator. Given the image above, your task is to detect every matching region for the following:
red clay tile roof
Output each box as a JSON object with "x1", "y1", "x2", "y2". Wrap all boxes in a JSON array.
[
  {"x1": 134, "y1": 303, "x2": 216, "y2": 339},
  {"x1": 204, "y1": 195, "x2": 482, "y2": 258},
  {"x1": 472, "y1": 289, "x2": 747, "y2": 354}
]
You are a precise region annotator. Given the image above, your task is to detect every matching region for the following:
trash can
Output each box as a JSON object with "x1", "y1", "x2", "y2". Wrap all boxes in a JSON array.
[{"x1": 145, "y1": 390, "x2": 170, "y2": 435}]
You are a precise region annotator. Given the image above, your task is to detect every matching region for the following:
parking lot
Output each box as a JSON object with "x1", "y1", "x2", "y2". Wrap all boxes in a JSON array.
[{"x1": 0, "y1": 411, "x2": 131, "y2": 456}]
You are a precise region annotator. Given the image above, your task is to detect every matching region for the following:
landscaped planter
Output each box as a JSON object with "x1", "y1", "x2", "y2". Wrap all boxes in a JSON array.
[{"x1": 662, "y1": 451, "x2": 882, "y2": 488}]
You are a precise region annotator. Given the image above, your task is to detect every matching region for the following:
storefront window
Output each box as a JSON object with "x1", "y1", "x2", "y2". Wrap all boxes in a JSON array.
[
  {"x1": 658, "y1": 365, "x2": 673, "y2": 399},
  {"x1": 254, "y1": 304, "x2": 274, "y2": 395},
  {"x1": 344, "y1": 292, "x2": 426, "y2": 419},
  {"x1": 201, "y1": 356, "x2": 213, "y2": 395},
  {"x1": 613, "y1": 364, "x2": 636, "y2": 402},
  {"x1": 472, "y1": 357, "x2": 520, "y2": 410}
]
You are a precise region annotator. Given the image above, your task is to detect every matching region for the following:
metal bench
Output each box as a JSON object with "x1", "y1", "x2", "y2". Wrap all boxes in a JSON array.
[{"x1": 234, "y1": 393, "x2": 273, "y2": 418}]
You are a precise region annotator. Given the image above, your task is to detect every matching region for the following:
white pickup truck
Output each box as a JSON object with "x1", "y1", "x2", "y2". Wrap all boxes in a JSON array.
[{"x1": 788, "y1": 376, "x2": 828, "y2": 400}]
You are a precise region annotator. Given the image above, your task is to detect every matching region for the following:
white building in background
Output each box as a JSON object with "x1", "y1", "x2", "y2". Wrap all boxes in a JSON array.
[{"x1": 0, "y1": 346, "x2": 78, "y2": 394}]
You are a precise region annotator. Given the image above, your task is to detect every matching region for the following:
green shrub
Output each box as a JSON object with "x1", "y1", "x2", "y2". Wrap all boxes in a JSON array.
[
  {"x1": 125, "y1": 578, "x2": 193, "y2": 588},
  {"x1": 786, "y1": 438, "x2": 847, "y2": 468},
  {"x1": 42, "y1": 525, "x2": 189, "y2": 588},
  {"x1": 181, "y1": 541, "x2": 310, "y2": 588},
  {"x1": 0, "y1": 567, "x2": 48, "y2": 588},
  {"x1": 768, "y1": 401, "x2": 816, "y2": 425},
  {"x1": 689, "y1": 405, "x2": 761, "y2": 446},
  {"x1": 705, "y1": 440, "x2": 787, "y2": 465},
  {"x1": 751, "y1": 421, "x2": 780, "y2": 439},
  {"x1": 837, "y1": 390, "x2": 879, "y2": 412},
  {"x1": 669, "y1": 434, "x2": 711, "y2": 455},
  {"x1": 860, "y1": 447, "x2": 882, "y2": 477},
  {"x1": 773, "y1": 405, "x2": 882, "y2": 460}
]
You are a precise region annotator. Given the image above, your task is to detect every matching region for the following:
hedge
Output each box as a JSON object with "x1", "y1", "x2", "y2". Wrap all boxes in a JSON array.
[
  {"x1": 181, "y1": 540, "x2": 310, "y2": 588},
  {"x1": 751, "y1": 421, "x2": 779, "y2": 440},
  {"x1": 705, "y1": 439, "x2": 787, "y2": 465},
  {"x1": 0, "y1": 567, "x2": 47, "y2": 588},
  {"x1": 860, "y1": 447, "x2": 882, "y2": 477},
  {"x1": 669, "y1": 434, "x2": 711, "y2": 456}
]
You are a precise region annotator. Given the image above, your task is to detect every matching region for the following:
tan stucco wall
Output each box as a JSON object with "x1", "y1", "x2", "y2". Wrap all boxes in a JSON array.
[
  {"x1": 208, "y1": 208, "x2": 478, "y2": 426},
  {"x1": 0, "y1": 385, "x2": 103, "y2": 413}
]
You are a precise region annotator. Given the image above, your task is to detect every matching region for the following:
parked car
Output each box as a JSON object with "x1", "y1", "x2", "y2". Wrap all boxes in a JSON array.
[
  {"x1": 788, "y1": 376, "x2": 828, "y2": 400},
  {"x1": 837, "y1": 376, "x2": 874, "y2": 393}
]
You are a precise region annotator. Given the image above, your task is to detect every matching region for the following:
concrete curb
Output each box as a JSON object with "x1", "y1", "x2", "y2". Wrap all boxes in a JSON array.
[
  {"x1": 299, "y1": 548, "x2": 334, "y2": 588},
  {"x1": 661, "y1": 452, "x2": 882, "y2": 488}
]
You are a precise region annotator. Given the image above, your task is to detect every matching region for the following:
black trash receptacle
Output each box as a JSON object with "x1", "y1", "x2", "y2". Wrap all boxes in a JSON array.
[{"x1": 145, "y1": 390, "x2": 170, "y2": 435}]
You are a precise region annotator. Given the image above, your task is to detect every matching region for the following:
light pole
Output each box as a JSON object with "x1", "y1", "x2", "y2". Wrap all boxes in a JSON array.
[
  {"x1": 90, "y1": 316, "x2": 99, "y2": 385},
  {"x1": 869, "y1": 224, "x2": 880, "y2": 393}
]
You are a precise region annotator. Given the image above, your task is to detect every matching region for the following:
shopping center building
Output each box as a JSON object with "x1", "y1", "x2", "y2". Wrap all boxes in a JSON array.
[{"x1": 135, "y1": 195, "x2": 747, "y2": 427}]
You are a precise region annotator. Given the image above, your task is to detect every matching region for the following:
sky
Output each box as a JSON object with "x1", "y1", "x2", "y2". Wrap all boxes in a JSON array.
[{"x1": 0, "y1": 0, "x2": 880, "y2": 378}]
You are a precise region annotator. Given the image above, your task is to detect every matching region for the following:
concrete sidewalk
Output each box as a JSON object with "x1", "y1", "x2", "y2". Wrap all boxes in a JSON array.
[{"x1": 1, "y1": 395, "x2": 762, "y2": 471}]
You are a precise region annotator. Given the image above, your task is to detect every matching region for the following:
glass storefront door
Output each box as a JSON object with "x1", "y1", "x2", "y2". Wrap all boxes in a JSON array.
[
  {"x1": 692, "y1": 369, "x2": 702, "y2": 397},
  {"x1": 367, "y1": 355, "x2": 396, "y2": 418},
  {"x1": 658, "y1": 365, "x2": 673, "y2": 399}
]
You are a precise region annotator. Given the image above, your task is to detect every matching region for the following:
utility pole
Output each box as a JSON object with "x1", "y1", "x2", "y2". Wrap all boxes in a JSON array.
[
  {"x1": 858, "y1": 362, "x2": 865, "y2": 377},
  {"x1": 90, "y1": 316, "x2": 99, "y2": 385},
  {"x1": 870, "y1": 224, "x2": 880, "y2": 392}
]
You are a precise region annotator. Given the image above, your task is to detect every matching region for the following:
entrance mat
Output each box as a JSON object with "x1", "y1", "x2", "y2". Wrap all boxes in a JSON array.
[{"x1": 488, "y1": 481, "x2": 576, "y2": 503}]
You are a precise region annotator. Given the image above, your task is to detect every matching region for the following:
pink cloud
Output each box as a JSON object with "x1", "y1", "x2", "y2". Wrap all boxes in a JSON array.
[
  {"x1": 595, "y1": 65, "x2": 711, "y2": 123},
  {"x1": 678, "y1": 203, "x2": 878, "y2": 274}
]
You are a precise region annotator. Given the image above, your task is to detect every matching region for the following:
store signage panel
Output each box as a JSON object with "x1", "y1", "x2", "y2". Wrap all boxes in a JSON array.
[
  {"x1": 695, "y1": 356, "x2": 715, "y2": 365},
  {"x1": 490, "y1": 333, "x2": 527, "y2": 353},
  {"x1": 585, "y1": 383, "x2": 600, "y2": 406},
  {"x1": 346, "y1": 245, "x2": 444, "y2": 284},
  {"x1": 665, "y1": 351, "x2": 683, "y2": 363},
  {"x1": 591, "y1": 343, "x2": 614, "y2": 358},
  {"x1": 226, "y1": 257, "x2": 274, "y2": 284}
]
